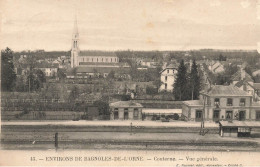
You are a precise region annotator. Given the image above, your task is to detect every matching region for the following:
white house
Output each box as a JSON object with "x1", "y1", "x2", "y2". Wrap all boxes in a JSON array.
[
  {"x1": 159, "y1": 64, "x2": 177, "y2": 92},
  {"x1": 208, "y1": 61, "x2": 225, "y2": 73}
]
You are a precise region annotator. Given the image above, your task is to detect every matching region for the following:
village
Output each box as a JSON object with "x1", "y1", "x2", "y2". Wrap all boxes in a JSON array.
[{"x1": 2, "y1": 14, "x2": 260, "y2": 151}]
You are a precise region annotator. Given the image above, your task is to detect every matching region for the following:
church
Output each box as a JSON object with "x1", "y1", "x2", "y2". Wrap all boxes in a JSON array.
[{"x1": 69, "y1": 16, "x2": 130, "y2": 78}]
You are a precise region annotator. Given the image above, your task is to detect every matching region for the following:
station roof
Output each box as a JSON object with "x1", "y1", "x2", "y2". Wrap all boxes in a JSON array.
[
  {"x1": 219, "y1": 121, "x2": 260, "y2": 128},
  {"x1": 142, "y1": 108, "x2": 182, "y2": 114},
  {"x1": 182, "y1": 100, "x2": 203, "y2": 107},
  {"x1": 109, "y1": 101, "x2": 143, "y2": 108},
  {"x1": 200, "y1": 85, "x2": 251, "y2": 97}
]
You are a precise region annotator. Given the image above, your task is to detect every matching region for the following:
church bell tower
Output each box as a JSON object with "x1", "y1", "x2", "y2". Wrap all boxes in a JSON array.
[{"x1": 71, "y1": 15, "x2": 79, "y2": 68}]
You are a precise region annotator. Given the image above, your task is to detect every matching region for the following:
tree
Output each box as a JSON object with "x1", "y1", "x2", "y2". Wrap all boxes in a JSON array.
[
  {"x1": 1, "y1": 47, "x2": 16, "y2": 91},
  {"x1": 57, "y1": 69, "x2": 66, "y2": 80},
  {"x1": 93, "y1": 100, "x2": 110, "y2": 116},
  {"x1": 173, "y1": 59, "x2": 189, "y2": 101},
  {"x1": 107, "y1": 70, "x2": 115, "y2": 79},
  {"x1": 189, "y1": 60, "x2": 200, "y2": 100},
  {"x1": 35, "y1": 69, "x2": 46, "y2": 83}
]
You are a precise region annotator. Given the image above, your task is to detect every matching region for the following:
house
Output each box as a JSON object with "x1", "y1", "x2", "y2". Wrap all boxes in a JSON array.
[
  {"x1": 182, "y1": 85, "x2": 260, "y2": 122},
  {"x1": 159, "y1": 64, "x2": 177, "y2": 92},
  {"x1": 208, "y1": 61, "x2": 225, "y2": 73},
  {"x1": 232, "y1": 67, "x2": 260, "y2": 101},
  {"x1": 109, "y1": 101, "x2": 143, "y2": 120},
  {"x1": 37, "y1": 63, "x2": 59, "y2": 77},
  {"x1": 231, "y1": 67, "x2": 254, "y2": 85},
  {"x1": 253, "y1": 69, "x2": 260, "y2": 77}
]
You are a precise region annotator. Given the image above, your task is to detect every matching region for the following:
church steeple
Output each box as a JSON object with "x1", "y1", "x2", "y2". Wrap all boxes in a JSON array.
[
  {"x1": 73, "y1": 15, "x2": 79, "y2": 39},
  {"x1": 71, "y1": 15, "x2": 79, "y2": 68},
  {"x1": 72, "y1": 15, "x2": 79, "y2": 49}
]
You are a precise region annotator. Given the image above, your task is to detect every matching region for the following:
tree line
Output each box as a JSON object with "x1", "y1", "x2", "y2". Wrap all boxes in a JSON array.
[{"x1": 173, "y1": 59, "x2": 201, "y2": 101}]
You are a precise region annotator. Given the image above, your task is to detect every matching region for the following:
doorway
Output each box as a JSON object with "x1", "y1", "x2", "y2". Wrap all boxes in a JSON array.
[
  {"x1": 124, "y1": 111, "x2": 128, "y2": 120},
  {"x1": 213, "y1": 110, "x2": 220, "y2": 122},
  {"x1": 195, "y1": 110, "x2": 202, "y2": 122},
  {"x1": 239, "y1": 111, "x2": 246, "y2": 121}
]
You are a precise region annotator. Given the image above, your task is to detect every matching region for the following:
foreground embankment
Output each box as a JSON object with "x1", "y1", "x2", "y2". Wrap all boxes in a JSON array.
[{"x1": 1, "y1": 121, "x2": 260, "y2": 151}]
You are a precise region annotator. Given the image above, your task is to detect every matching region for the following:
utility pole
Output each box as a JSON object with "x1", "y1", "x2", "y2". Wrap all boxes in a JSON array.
[{"x1": 200, "y1": 96, "x2": 206, "y2": 136}]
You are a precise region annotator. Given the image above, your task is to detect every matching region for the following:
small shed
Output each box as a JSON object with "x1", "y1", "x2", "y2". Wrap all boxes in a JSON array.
[{"x1": 219, "y1": 121, "x2": 260, "y2": 137}]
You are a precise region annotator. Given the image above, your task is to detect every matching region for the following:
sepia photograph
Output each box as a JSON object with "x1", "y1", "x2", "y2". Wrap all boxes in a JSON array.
[{"x1": 1, "y1": 0, "x2": 260, "y2": 166}]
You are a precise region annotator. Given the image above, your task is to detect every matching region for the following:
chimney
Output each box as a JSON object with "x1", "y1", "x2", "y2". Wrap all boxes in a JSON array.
[{"x1": 241, "y1": 67, "x2": 245, "y2": 80}]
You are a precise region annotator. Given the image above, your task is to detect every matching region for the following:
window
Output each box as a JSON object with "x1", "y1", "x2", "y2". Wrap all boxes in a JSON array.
[
  {"x1": 165, "y1": 76, "x2": 167, "y2": 82},
  {"x1": 256, "y1": 111, "x2": 260, "y2": 121},
  {"x1": 214, "y1": 98, "x2": 220, "y2": 106},
  {"x1": 102, "y1": 58, "x2": 103, "y2": 62},
  {"x1": 195, "y1": 110, "x2": 203, "y2": 122},
  {"x1": 240, "y1": 98, "x2": 246, "y2": 106},
  {"x1": 238, "y1": 128, "x2": 250, "y2": 132},
  {"x1": 97, "y1": 58, "x2": 98, "y2": 62},
  {"x1": 124, "y1": 108, "x2": 128, "y2": 120},
  {"x1": 106, "y1": 58, "x2": 108, "y2": 62},
  {"x1": 239, "y1": 111, "x2": 246, "y2": 121},
  {"x1": 226, "y1": 111, "x2": 233, "y2": 120},
  {"x1": 134, "y1": 108, "x2": 139, "y2": 120},
  {"x1": 114, "y1": 108, "x2": 119, "y2": 120},
  {"x1": 87, "y1": 58, "x2": 89, "y2": 62},
  {"x1": 92, "y1": 58, "x2": 93, "y2": 62},
  {"x1": 167, "y1": 70, "x2": 169, "y2": 73},
  {"x1": 165, "y1": 83, "x2": 167, "y2": 90},
  {"x1": 227, "y1": 98, "x2": 233, "y2": 106},
  {"x1": 207, "y1": 97, "x2": 211, "y2": 105},
  {"x1": 111, "y1": 58, "x2": 112, "y2": 62}
]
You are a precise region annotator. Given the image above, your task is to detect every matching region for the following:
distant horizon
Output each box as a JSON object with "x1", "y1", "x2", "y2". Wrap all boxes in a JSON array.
[{"x1": 7, "y1": 48, "x2": 260, "y2": 53}]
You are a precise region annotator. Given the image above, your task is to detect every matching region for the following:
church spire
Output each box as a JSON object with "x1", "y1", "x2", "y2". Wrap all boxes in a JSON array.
[
  {"x1": 71, "y1": 14, "x2": 79, "y2": 68},
  {"x1": 73, "y1": 14, "x2": 79, "y2": 36}
]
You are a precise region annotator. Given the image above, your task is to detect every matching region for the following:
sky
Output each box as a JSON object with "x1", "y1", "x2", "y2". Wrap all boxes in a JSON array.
[{"x1": 1, "y1": 0, "x2": 260, "y2": 51}]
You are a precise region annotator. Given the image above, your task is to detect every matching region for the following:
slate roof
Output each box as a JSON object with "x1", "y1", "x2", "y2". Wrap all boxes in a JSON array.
[
  {"x1": 219, "y1": 121, "x2": 260, "y2": 128},
  {"x1": 76, "y1": 66, "x2": 130, "y2": 74},
  {"x1": 79, "y1": 51, "x2": 117, "y2": 57},
  {"x1": 235, "y1": 79, "x2": 255, "y2": 88},
  {"x1": 78, "y1": 62, "x2": 130, "y2": 67},
  {"x1": 253, "y1": 83, "x2": 260, "y2": 90},
  {"x1": 160, "y1": 64, "x2": 177, "y2": 73},
  {"x1": 182, "y1": 100, "x2": 203, "y2": 106},
  {"x1": 231, "y1": 71, "x2": 254, "y2": 82},
  {"x1": 37, "y1": 63, "x2": 59, "y2": 68},
  {"x1": 109, "y1": 101, "x2": 143, "y2": 108},
  {"x1": 200, "y1": 85, "x2": 251, "y2": 97}
]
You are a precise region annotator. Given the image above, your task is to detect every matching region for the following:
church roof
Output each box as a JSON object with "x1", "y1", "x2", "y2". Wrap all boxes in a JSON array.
[{"x1": 79, "y1": 51, "x2": 117, "y2": 57}]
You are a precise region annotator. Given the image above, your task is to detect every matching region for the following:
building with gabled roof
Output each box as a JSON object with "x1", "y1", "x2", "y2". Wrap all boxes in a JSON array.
[
  {"x1": 159, "y1": 64, "x2": 177, "y2": 92},
  {"x1": 182, "y1": 85, "x2": 260, "y2": 122},
  {"x1": 109, "y1": 101, "x2": 143, "y2": 120},
  {"x1": 70, "y1": 16, "x2": 121, "y2": 68}
]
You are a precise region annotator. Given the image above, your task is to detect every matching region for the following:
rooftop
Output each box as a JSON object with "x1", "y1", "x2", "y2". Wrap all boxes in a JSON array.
[
  {"x1": 219, "y1": 121, "x2": 260, "y2": 128},
  {"x1": 231, "y1": 70, "x2": 254, "y2": 82},
  {"x1": 253, "y1": 83, "x2": 260, "y2": 90},
  {"x1": 79, "y1": 51, "x2": 117, "y2": 57},
  {"x1": 109, "y1": 101, "x2": 143, "y2": 108},
  {"x1": 200, "y1": 85, "x2": 251, "y2": 97},
  {"x1": 182, "y1": 100, "x2": 203, "y2": 106},
  {"x1": 75, "y1": 66, "x2": 130, "y2": 74}
]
